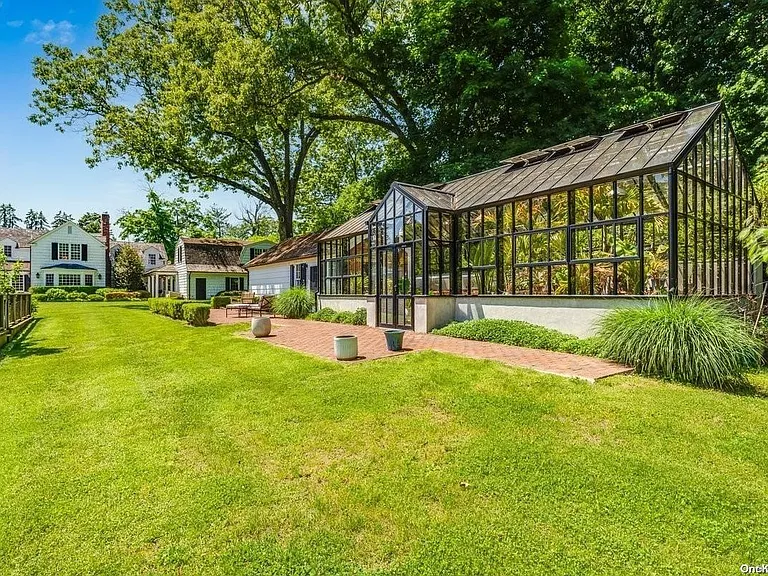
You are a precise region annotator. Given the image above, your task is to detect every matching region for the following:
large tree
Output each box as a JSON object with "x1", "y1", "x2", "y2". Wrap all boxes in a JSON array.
[
  {"x1": 117, "y1": 191, "x2": 198, "y2": 261},
  {"x1": 78, "y1": 212, "x2": 102, "y2": 234},
  {"x1": 0, "y1": 204, "x2": 21, "y2": 228},
  {"x1": 30, "y1": 0, "x2": 332, "y2": 240},
  {"x1": 113, "y1": 245, "x2": 145, "y2": 291},
  {"x1": 51, "y1": 211, "x2": 73, "y2": 228}
]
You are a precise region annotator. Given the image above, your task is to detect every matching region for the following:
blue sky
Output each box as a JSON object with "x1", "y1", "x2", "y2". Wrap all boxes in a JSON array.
[{"x1": 0, "y1": 0, "x2": 245, "y2": 233}]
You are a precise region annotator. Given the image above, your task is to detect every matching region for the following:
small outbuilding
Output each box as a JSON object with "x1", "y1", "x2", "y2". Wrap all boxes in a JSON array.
[{"x1": 245, "y1": 232, "x2": 324, "y2": 295}]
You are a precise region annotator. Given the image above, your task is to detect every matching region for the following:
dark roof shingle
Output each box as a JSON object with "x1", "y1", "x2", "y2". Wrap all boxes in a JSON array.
[
  {"x1": 181, "y1": 238, "x2": 246, "y2": 272},
  {"x1": 245, "y1": 232, "x2": 324, "y2": 267}
]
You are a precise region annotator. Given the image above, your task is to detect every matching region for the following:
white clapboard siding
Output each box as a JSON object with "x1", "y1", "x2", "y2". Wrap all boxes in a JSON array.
[
  {"x1": 248, "y1": 257, "x2": 315, "y2": 295},
  {"x1": 30, "y1": 223, "x2": 107, "y2": 287}
]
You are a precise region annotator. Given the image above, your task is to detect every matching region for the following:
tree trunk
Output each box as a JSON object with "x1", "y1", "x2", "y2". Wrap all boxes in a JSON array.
[{"x1": 276, "y1": 206, "x2": 294, "y2": 241}]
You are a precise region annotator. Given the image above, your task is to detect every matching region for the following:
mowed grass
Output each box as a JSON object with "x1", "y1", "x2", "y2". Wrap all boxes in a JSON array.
[{"x1": 1, "y1": 303, "x2": 767, "y2": 575}]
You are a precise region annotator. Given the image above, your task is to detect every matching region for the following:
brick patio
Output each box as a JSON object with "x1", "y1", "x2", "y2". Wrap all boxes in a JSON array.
[{"x1": 209, "y1": 309, "x2": 632, "y2": 381}]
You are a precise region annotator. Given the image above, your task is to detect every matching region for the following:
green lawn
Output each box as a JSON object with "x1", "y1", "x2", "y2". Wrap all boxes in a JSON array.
[{"x1": 1, "y1": 303, "x2": 767, "y2": 575}]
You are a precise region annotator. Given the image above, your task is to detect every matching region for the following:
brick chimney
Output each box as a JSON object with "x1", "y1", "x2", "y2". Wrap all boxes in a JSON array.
[{"x1": 101, "y1": 213, "x2": 111, "y2": 287}]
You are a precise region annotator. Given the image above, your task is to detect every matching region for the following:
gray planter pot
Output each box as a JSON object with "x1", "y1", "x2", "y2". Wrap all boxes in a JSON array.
[
  {"x1": 384, "y1": 329, "x2": 405, "y2": 351},
  {"x1": 334, "y1": 335, "x2": 358, "y2": 361},
  {"x1": 251, "y1": 317, "x2": 272, "y2": 338}
]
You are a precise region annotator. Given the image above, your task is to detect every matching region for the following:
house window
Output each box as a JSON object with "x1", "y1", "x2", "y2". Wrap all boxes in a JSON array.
[
  {"x1": 45, "y1": 273, "x2": 54, "y2": 286},
  {"x1": 84, "y1": 274, "x2": 94, "y2": 286},
  {"x1": 226, "y1": 277, "x2": 244, "y2": 291},
  {"x1": 148, "y1": 253, "x2": 157, "y2": 265},
  {"x1": 58, "y1": 243, "x2": 70, "y2": 260},
  {"x1": 12, "y1": 275, "x2": 25, "y2": 291},
  {"x1": 177, "y1": 246, "x2": 182, "y2": 262},
  {"x1": 70, "y1": 243, "x2": 81, "y2": 260},
  {"x1": 67, "y1": 226, "x2": 73, "y2": 234},
  {"x1": 3, "y1": 245, "x2": 11, "y2": 257},
  {"x1": 58, "y1": 274, "x2": 81, "y2": 286},
  {"x1": 250, "y1": 247, "x2": 266, "y2": 259}
]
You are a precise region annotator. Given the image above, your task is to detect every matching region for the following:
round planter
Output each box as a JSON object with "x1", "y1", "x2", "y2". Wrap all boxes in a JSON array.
[
  {"x1": 384, "y1": 329, "x2": 405, "y2": 351},
  {"x1": 334, "y1": 335, "x2": 358, "y2": 361},
  {"x1": 250, "y1": 317, "x2": 272, "y2": 338}
]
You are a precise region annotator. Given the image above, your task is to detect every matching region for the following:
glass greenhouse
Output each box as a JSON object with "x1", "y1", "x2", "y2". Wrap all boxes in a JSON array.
[{"x1": 318, "y1": 102, "x2": 758, "y2": 331}]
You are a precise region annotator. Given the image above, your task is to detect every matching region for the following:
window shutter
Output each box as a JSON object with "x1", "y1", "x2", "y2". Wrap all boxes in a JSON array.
[
  {"x1": 81, "y1": 244, "x2": 88, "y2": 261},
  {"x1": 289, "y1": 265, "x2": 295, "y2": 288},
  {"x1": 51, "y1": 242, "x2": 58, "y2": 260},
  {"x1": 239, "y1": 277, "x2": 244, "y2": 291}
]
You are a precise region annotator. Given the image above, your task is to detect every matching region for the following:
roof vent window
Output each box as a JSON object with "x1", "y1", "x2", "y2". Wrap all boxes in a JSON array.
[
  {"x1": 501, "y1": 136, "x2": 600, "y2": 170},
  {"x1": 617, "y1": 111, "x2": 687, "y2": 140}
]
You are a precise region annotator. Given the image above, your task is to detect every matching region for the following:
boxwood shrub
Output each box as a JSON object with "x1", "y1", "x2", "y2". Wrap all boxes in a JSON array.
[
  {"x1": 211, "y1": 295, "x2": 232, "y2": 309},
  {"x1": 182, "y1": 303, "x2": 211, "y2": 326},
  {"x1": 87, "y1": 294, "x2": 105, "y2": 302},
  {"x1": 148, "y1": 298, "x2": 186, "y2": 319},
  {"x1": 598, "y1": 298, "x2": 763, "y2": 389},
  {"x1": 31, "y1": 286, "x2": 99, "y2": 295},
  {"x1": 432, "y1": 318, "x2": 602, "y2": 356}
]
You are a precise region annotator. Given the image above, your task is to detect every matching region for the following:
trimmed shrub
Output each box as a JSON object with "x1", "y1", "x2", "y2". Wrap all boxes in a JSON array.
[
  {"x1": 32, "y1": 286, "x2": 99, "y2": 296},
  {"x1": 273, "y1": 288, "x2": 314, "y2": 319},
  {"x1": 307, "y1": 307, "x2": 368, "y2": 326},
  {"x1": 211, "y1": 295, "x2": 232, "y2": 309},
  {"x1": 182, "y1": 303, "x2": 211, "y2": 326},
  {"x1": 149, "y1": 298, "x2": 186, "y2": 319},
  {"x1": 598, "y1": 298, "x2": 763, "y2": 389},
  {"x1": 433, "y1": 318, "x2": 583, "y2": 353},
  {"x1": 41, "y1": 288, "x2": 69, "y2": 301},
  {"x1": 105, "y1": 291, "x2": 141, "y2": 301},
  {"x1": 95, "y1": 288, "x2": 121, "y2": 296},
  {"x1": 215, "y1": 290, "x2": 243, "y2": 297},
  {"x1": 65, "y1": 291, "x2": 88, "y2": 301},
  {"x1": 135, "y1": 290, "x2": 151, "y2": 299},
  {"x1": 87, "y1": 294, "x2": 105, "y2": 302}
]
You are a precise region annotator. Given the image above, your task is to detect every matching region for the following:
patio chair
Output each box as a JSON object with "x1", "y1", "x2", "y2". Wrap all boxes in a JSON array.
[{"x1": 249, "y1": 295, "x2": 274, "y2": 317}]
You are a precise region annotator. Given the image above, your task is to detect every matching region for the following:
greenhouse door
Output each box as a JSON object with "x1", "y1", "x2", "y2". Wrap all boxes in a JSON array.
[{"x1": 377, "y1": 244, "x2": 414, "y2": 330}]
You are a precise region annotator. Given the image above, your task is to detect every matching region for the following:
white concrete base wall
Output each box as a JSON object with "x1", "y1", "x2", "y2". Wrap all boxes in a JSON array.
[
  {"x1": 366, "y1": 297, "x2": 377, "y2": 328},
  {"x1": 453, "y1": 296, "x2": 651, "y2": 337},
  {"x1": 414, "y1": 296, "x2": 455, "y2": 333},
  {"x1": 317, "y1": 295, "x2": 369, "y2": 313}
]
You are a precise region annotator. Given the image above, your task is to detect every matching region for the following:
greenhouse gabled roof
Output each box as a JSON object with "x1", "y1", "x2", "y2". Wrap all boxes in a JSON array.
[
  {"x1": 401, "y1": 101, "x2": 721, "y2": 211},
  {"x1": 393, "y1": 182, "x2": 454, "y2": 210}
]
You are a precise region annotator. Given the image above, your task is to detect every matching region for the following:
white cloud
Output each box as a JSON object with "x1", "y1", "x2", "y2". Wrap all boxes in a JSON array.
[
  {"x1": 24, "y1": 19, "x2": 75, "y2": 45},
  {"x1": 6, "y1": 20, "x2": 24, "y2": 27}
]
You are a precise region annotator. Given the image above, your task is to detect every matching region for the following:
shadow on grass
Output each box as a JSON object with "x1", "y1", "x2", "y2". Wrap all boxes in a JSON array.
[{"x1": 0, "y1": 319, "x2": 66, "y2": 361}]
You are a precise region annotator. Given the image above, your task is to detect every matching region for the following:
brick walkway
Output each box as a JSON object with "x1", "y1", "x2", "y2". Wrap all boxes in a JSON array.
[{"x1": 209, "y1": 310, "x2": 632, "y2": 381}]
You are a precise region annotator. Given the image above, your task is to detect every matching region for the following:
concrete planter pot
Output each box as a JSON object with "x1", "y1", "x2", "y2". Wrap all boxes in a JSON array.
[
  {"x1": 334, "y1": 335, "x2": 358, "y2": 361},
  {"x1": 250, "y1": 317, "x2": 272, "y2": 338},
  {"x1": 384, "y1": 329, "x2": 405, "y2": 351}
]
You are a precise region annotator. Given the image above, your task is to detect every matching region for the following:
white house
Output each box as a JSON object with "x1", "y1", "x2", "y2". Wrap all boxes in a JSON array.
[
  {"x1": 110, "y1": 241, "x2": 168, "y2": 278},
  {"x1": 245, "y1": 231, "x2": 323, "y2": 295},
  {"x1": 0, "y1": 228, "x2": 39, "y2": 291},
  {"x1": 29, "y1": 218, "x2": 109, "y2": 288},
  {"x1": 240, "y1": 238, "x2": 276, "y2": 265},
  {"x1": 174, "y1": 237, "x2": 248, "y2": 300}
]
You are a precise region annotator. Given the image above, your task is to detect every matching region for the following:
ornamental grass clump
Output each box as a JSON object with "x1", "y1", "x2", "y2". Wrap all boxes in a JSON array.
[
  {"x1": 273, "y1": 288, "x2": 314, "y2": 319},
  {"x1": 598, "y1": 298, "x2": 763, "y2": 389}
]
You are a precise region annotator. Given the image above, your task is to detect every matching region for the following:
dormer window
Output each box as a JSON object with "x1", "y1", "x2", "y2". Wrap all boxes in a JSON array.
[
  {"x1": 3, "y1": 245, "x2": 10, "y2": 257},
  {"x1": 149, "y1": 253, "x2": 157, "y2": 265}
]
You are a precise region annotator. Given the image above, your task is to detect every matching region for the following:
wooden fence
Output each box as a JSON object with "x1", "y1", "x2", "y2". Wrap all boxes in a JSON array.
[{"x1": 1, "y1": 292, "x2": 32, "y2": 334}]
